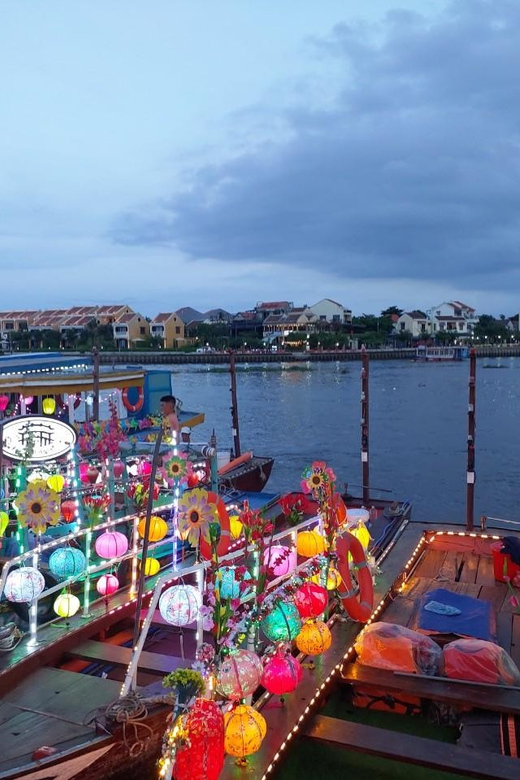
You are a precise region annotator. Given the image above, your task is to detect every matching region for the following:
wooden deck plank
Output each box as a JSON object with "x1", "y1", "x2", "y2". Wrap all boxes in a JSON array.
[
  {"x1": 67, "y1": 640, "x2": 188, "y2": 675},
  {"x1": 0, "y1": 707, "x2": 93, "y2": 763},
  {"x1": 305, "y1": 715, "x2": 520, "y2": 780},
  {"x1": 413, "y1": 549, "x2": 446, "y2": 579},
  {"x1": 475, "y1": 554, "x2": 496, "y2": 586},
  {"x1": 459, "y1": 552, "x2": 479, "y2": 584},
  {"x1": 379, "y1": 595, "x2": 415, "y2": 627}
]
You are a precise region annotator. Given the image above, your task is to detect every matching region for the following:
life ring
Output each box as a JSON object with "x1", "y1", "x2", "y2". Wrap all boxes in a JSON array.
[
  {"x1": 336, "y1": 530, "x2": 374, "y2": 623},
  {"x1": 56, "y1": 393, "x2": 81, "y2": 410},
  {"x1": 199, "y1": 491, "x2": 231, "y2": 560},
  {"x1": 122, "y1": 386, "x2": 144, "y2": 413}
]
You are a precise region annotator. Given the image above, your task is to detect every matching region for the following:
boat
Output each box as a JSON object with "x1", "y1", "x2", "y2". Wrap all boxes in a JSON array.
[{"x1": 415, "y1": 345, "x2": 468, "y2": 362}]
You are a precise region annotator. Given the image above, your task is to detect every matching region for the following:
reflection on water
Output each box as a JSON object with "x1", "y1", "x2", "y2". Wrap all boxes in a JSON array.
[{"x1": 157, "y1": 358, "x2": 520, "y2": 526}]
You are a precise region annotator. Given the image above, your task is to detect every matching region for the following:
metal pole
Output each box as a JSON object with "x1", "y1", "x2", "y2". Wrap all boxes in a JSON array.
[
  {"x1": 466, "y1": 348, "x2": 476, "y2": 531},
  {"x1": 361, "y1": 347, "x2": 370, "y2": 505},
  {"x1": 92, "y1": 347, "x2": 100, "y2": 422},
  {"x1": 210, "y1": 429, "x2": 218, "y2": 492},
  {"x1": 229, "y1": 351, "x2": 241, "y2": 458}
]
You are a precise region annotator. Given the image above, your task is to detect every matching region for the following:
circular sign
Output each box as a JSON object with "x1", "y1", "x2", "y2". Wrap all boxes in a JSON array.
[{"x1": 1, "y1": 416, "x2": 77, "y2": 462}]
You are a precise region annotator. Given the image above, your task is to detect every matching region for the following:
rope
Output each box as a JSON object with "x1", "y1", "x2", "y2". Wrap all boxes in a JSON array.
[{"x1": 105, "y1": 693, "x2": 154, "y2": 757}]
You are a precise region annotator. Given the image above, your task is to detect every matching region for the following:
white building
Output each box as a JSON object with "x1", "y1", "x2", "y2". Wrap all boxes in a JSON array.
[
  {"x1": 395, "y1": 311, "x2": 430, "y2": 338},
  {"x1": 309, "y1": 298, "x2": 352, "y2": 325},
  {"x1": 427, "y1": 301, "x2": 478, "y2": 336}
]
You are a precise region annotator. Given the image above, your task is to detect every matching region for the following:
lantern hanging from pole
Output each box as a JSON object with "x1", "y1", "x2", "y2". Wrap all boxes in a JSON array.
[
  {"x1": 137, "y1": 515, "x2": 168, "y2": 542},
  {"x1": 142, "y1": 557, "x2": 160, "y2": 576},
  {"x1": 113, "y1": 460, "x2": 125, "y2": 479},
  {"x1": 159, "y1": 584, "x2": 202, "y2": 626},
  {"x1": 0, "y1": 510, "x2": 10, "y2": 536},
  {"x1": 86, "y1": 466, "x2": 99, "y2": 485},
  {"x1": 263, "y1": 545, "x2": 297, "y2": 577},
  {"x1": 294, "y1": 582, "x2": 328, "y2": 619},
  {"x1": 54, "y1": 593, "x2": 80, "y2": 618},
  {"x1": 60, "y1": 499, "x2": 76, "y2": 523},
  {"x1": 216, "y1": 650, "x2": 263, "y2": 700},
  {"x1": 0, "y1": 394, "x2": 9, "y2": 412},
  {"x1": 295, "y1": 620, "x2": 332, "y2": 656},
  {"x1": 138, "y1": 460, "x2": 152, "y2": 477},
  {"x1": 79, "y1": 463, "x2": 90, "y2": 483},
  {"x1": 47, "y1": 474, "x2": 65, "y2": 493},
  {"x1": 42, "y1": 397, "x2": 56, "y2": 415},
  {"x1": 95, "y1": 531, "x2": 129, "y2": 559},
  {"x1": 224, "y1": 705, "x2": 267, "y2": 757},
  {"x1": 260, "y1": 602, "x2": 301, "y2": 642},
  {"x1": 49, "y1": 547, "x2": 86, "y2": 580},
  {"x1": 261, "y1": 647, "x2": 303, "y2": 696},
  {"x1": 229, "y1": 515, "x2": 243, "y2": 539},
  {"x1": 4, "y1": 567, "x2": 45, "y2": 603},
  {"x1": 96, "y1": 573, "x2": 119, "y2": 596},
  {"x1": 296, "y1": 529, "x2": 327, "y2": 557},
  {"x1": 172, "y1": 698, "x2": 224, "y2": 780},
  {"x1": 24, "y1": 395, "x2": 34, "y2": 405}
]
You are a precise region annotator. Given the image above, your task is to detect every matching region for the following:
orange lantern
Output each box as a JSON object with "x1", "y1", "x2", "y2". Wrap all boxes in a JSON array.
[
  {"x1": 295, "y1": 620, "x2": 332, "y2": 656},
  {"x1": 296, "y1": 529, "x2": 326, "y2": 557},
  {"x1": 224, "y1": 705, "x2": 266, "y2": 757},
  {"x1": 137, "y1": 515, "x2": 168, "y2": 542}
]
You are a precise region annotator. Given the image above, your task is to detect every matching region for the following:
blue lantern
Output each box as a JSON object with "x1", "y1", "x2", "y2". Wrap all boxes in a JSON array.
[
  {"x1": 218, "y1": 566, "x2": 252, "y2": 600},
  {"x1": 261, "y1": 602, "x2": 302, "y2": 642},
  {"x1": 49, "y1": 547, "x2": 86, "y2": 580}
]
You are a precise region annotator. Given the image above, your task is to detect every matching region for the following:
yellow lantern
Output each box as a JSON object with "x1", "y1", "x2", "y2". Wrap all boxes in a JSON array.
[
  {"x1": 42, "y1": 397, "x2": 56, "y2": 415},
  {"x1": 296, "y1": 620, "x2": 332, "y2": 656},
  {"x1": 296, "y1": 529, "x2": 326, "y2": 558},
  {"x1": 137, "y1": 516, "x2": 168, "y2": 542},
  {"x1": 229, "y1": 515, "x2": 243, "y2": 540},
  {"x1": 0, "y1": 511, "x2": 10, "y2": 537},
  {"x1": 224, "y1": 705, "x2": 267, "y2": 757},
  {"x1": 350, "y1": 522, "x2": 371, "y2": 550},
  {"x1": 47, "y1": 474, "x2": 65, "y2": 493},
  {"x1": 54, "y1": 593, "x2": 80, "y2": 618},
  {"x1": 311, "y1": 567, "x2": 342, "y2": 591},
  {"x1": 142, "y1": 557, "x2": 161, "y2": 576}
]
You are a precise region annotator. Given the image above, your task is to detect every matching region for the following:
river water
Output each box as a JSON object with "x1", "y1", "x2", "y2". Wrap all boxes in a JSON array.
[{"x1": 164, "y1": 357, "x2": 520, "y2": 527}]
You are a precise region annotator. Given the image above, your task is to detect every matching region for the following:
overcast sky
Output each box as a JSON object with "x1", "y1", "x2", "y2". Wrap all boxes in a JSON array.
[{"x1": 1, "y1": 0, "x2": 519, "y2": 317}]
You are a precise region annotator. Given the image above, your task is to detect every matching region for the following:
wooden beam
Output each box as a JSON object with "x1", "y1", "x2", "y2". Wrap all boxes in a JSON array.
[{"x1": 67, "y1": 640, "x2": 188, "y2": 675}]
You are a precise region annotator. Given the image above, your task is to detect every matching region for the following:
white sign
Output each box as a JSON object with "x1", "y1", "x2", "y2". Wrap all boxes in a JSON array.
[{"x1": 1, "y1": 416, "x2": 77, "y2": 462}]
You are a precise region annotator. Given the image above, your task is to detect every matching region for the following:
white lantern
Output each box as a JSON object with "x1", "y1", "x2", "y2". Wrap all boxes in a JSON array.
[
  {"x1": 159, "y1": 584, "x2": 202, "y2": 626},
  {"x1": 4, "y1": 567, "x2": 45, "y2": 603}
]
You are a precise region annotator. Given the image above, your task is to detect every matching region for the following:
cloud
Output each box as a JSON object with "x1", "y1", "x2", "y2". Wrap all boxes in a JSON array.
[{"x1": 112, "y1": 1, "x2": 520, "y2": 292}]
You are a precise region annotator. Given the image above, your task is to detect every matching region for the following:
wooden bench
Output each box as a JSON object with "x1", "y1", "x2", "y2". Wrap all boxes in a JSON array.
[
  {"x1": 341, "y1": 662, "x2": 520, "y2": 715},
  {"x1": 66, "y1": 640, "x2": 188, "y2": 675},
  {"x1": 305, "y1": 714, "x2": 519, "y2": 780}
]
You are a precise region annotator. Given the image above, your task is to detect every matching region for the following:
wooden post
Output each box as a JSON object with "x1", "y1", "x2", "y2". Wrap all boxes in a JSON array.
[
  {"x1": 92, "y1": 347, "x2": 100, "y2": 422},
  {"x1": 229, "y1": 351, "x2": 241, "y2": 458},
  {"x1": 361, "y1": 347, "x2": 370, "y2": 505},
  {"x1": 466, "y1": 348, "x2": 476, "y2": 531}
]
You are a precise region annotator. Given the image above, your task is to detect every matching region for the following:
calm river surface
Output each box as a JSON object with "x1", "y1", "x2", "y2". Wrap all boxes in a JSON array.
[{"x1": 163, "y1": 357, "x2": 520, "y2": 527}]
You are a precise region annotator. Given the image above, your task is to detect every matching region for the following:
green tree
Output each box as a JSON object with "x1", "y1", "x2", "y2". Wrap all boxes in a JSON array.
[{"x1": 381, "y1": 306, "x2": 403, "y2": 317}]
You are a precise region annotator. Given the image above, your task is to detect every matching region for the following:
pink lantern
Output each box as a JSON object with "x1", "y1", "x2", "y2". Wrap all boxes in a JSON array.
[
  {"x1": 23, "y1": 395, "x2": 34, "y2": 405},
  {"x1": 113, "y1": 460, "x2": 125, "y2": 479},
  {"x1": 216, "y1": 650, "x2": 263, "y2": 700},
  {"x1": 96, "y1": 574, "x2": 119, "y2": 596},
  {"x1": 138, "y1": 460, "x2": 152, "y2": 477},
  {"x1": 0, "y1": 395, "x2": 9, "y2": 412},
  {"x1": 263, "y1": 545, "x2": 297, "y2": 577},
  {"x1": 261, "y1": 649, "x2": 303, "y2": 696},
  {"x1": 95, "y1": 531, "x2": 129, "y2": 559},
  {"x1": 294, "y1": 582, "x2": 328, "y2": 620},
  {"x1": 87, "y1": 466, "x2": 99, "y2": 484},
  {"x1": 79, "y1": 463, "x2": 90, "y2": 483}
]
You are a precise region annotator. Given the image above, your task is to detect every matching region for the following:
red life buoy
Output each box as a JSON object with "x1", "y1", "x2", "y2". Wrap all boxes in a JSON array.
[
  {"x1": 199, "y1": 491, "x2": 231, "y2": 560},
  {"x1": 122, "y1": 386, "x2": 144, "y2": 413},
  {"x1": 336, "y1": 531, "x2": 374, "y2": 623}
]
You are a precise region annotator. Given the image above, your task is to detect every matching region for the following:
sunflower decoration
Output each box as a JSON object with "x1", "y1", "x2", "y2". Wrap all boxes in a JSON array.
[
  {"x1": 164, "y1": 452, "x2": 191, "y2": 485},
  {"x1": 301, "y1": 460, "x2": 336, "y2": 497},
  {"x1": 15, "y1": 480, "x2": 60, "y2": 535},
  {"x1": 177, "y1": 488, "x2": 218, "y2": 547}
]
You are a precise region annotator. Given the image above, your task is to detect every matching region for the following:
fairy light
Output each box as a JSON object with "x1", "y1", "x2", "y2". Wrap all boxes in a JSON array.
[{"x1": 130, "y1": 513, "x2": 139, "y2": 598}]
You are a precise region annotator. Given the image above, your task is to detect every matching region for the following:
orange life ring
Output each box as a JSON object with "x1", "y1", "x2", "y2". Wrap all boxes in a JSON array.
[
  {"x1": 122, "y1": 386, "x2": 144, "y2": 413},
  {"x1": 199, "y1": 491, "x2": 231, "y2": 560},
  {"x1": 336, "y1": 530, "x2": 374, "y2": 623}
]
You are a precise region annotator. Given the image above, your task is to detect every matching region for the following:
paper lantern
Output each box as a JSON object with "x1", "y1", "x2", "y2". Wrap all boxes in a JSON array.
[
  {"x1": 49, "y1": 547, "x2": 86, "y2": 580},
  {"x1": 294, "y1": 582, "x2": 328, "y2": 619},
  {"x1": 60, "y1": 499, "x2": 76, "y2": 523},
  {"x1": 311, "y1": 567, "x2": 342, "y2": 591},
  {"x1": 142, "y1": 557, "x2": 161, "y2": 576},
  {"x1": 4, "y1": 567, "x2": 45, "y2": 603},
  {"x1": 349, "y1": 522, "x2": 371, "y2": 550},
  {"x1": 261, "y1": 602, "x2": 301, "y2": 642},
  {"x1": 95, "y1": 531, "x2": 129, "y2": 559},
  {"x1": 261, "y1": 649, "x2": 303, "y2": 696},
  {"x1": 296, "y1": 529, "x2": 326, "y2": 557},
  {"x1": 159, "y1": 584, "x2": 202, "y2": 626},
  {"x1": 217, "y1": 566, "x2": 252, "y2": 600},
  {"x1": 79, "y1": 463, "x2": 90, "y2": 483},
  {"x1": 86, "y1": 466, "x2": 99, "y2": 485},
  {"x1": 47, "y1": 474, "x2": 65, "y2": 493},
  {"x1": 296, "y1": 620, "x2": 332, "y2": 656},
  {"x1": 173, "y1": 698, "x2": 225, "y2": 780},
  {"x1": 96, "y1": 573, "x2": 119, "y2": 596},
  {"x1": 224, "y1": 705, "x2": 267, "y2": 757},
  {"x1": 42, "y1": 397, "x2": 56, "y2": 415},
  {"x1": 0, "y1": 510, "x2": 10, "y2": 536},
  {"x1": 137, "y1": 515, "x2": 168, "y2": 542},
  {"x1": 263, "y1": 545, "x2": 297, "y2": 577},
  {"x1": 216, "y1": 650, "x2": 263, "y2": 700},
  {"x1": 23, "y1": 395, "x2": 34, "y2": 405},
  {"x1": 229, "y1": 515, "x2": 243, "y2": 540},
  {"x1": 113, "y1": 460, "x2": 125, "y2": 479},
  {"x1": 138, "y1": 460, "x2": 152, "y2": 476},
  {"x1": 54, "y1": 593, "x2": 80, "y2": 618},
  {"x1": 0, "y1": 394, "x2": 9, "y2": 412}
]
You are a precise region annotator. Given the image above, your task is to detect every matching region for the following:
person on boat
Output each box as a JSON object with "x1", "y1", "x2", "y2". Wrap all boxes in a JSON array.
[
  {"x1": 179, "y1": 426, "x2": 191, "y2": 451},
  {"x1": 160, "y1": 395, "x2": 180, "y2": 440}
]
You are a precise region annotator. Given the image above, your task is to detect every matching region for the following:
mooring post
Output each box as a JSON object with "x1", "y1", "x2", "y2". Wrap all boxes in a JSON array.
[
  {"x1": 361, "y1": 346, "x2": 370, "y2": 505},
  {"x1": 466, "y1": 348, "x2": 476, "y2": 531},
  {"x1": 229, "y1": 350, "x2": 241, "y2": 458}
]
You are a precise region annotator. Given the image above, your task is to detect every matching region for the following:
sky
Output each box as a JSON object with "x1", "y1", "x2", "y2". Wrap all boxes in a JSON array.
[{"x1": 1, "y1": 0, "x2": 519, "y2": 318}]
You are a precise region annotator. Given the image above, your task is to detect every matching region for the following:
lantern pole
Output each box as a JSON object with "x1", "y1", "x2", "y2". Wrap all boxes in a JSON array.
[
  {"x1": 92, "y1": 346, "x2": 100, "y2": 422},
  {"x1": 466, "y1": 348, "x2": 476, "y2": 531},
  {"x1": 229, "y1": 350, "x2": 241, "y2": 458},
  {"x1": 361, "y1": 346, "x2": 370, "y2": 506},
  {"x1": 131, "y1": 426, "x2": 163, "y2": 658}
]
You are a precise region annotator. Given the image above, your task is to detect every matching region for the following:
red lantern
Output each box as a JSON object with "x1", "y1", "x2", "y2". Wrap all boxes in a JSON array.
[
  {"x1": 187, "y1": 471, "x2": 199, "y2": 488},
  {"x1": 173, "y1": 699, "x2": 224, "y2": 780},
  {"x1": 261, "y1": 648, "x2": 303, "y2": 696},
  {"x1": 61, "y1": 500, "x2": 76, "y2": 523},
  {"x1": 96, "y1": 574, "x2": 119, "y2": 596},
  {"x1": 79, "y1": 462, "x2": 90, "y2": 483},
  {"x1": 113, "y1": 460, "x2": 125, "y2": 479},
  {"x1": 294, "y1": 582, "x2": 328, "y2": 620},
  {"x1": 0, "y1": 395, "x2": 9, "y2": 412},
  {"x1": 87, "y1": 466, "x2": 99, "y2": 485}
]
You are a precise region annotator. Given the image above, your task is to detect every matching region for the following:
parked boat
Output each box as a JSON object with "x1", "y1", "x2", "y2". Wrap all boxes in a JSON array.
[{"x1": 415, "y1": 345, "x2": 468, "y2": 362}]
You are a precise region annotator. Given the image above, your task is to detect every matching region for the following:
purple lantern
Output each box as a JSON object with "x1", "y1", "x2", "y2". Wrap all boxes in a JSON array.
[{"x1": 95, "y1": 531, "x2": 129, "y2": 559}]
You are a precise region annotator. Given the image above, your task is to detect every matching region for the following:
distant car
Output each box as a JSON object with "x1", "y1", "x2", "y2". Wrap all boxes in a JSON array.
[{"x1": 196, "y1": 346, "x2": 214, "y2": 353}]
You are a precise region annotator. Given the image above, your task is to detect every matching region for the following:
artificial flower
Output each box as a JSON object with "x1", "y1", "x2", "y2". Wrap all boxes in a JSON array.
[
  {"x1": 165, "y1": 453, "x2": 190, "y2": 483},
  {"x1": 15, "y1": 480, "x2": 60, "y2": 534},
  {"x1": 177, "y1": 488, "x2": 218, "y2": 547}
]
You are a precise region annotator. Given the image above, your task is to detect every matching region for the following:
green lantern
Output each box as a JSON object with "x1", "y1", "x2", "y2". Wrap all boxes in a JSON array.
[{"x1": 260, "y1": 602, "x2": 301, "y2": 642}]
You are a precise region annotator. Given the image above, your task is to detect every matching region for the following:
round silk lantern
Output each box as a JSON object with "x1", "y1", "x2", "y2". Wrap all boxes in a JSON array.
[
  {"x1": 159, "y1": 584, "x2": 202, "y2": 626},
  {"x1": 0, "y1": 394, "x2": 9, "y2": 412},
  {"x1": 261, "y1": 602, "x2": 301, "y2": 642},
  {"x1": 138, "y1": 460, "x2": 152, "y2": 476},
  {"x1": 224, "y1": 705, "x2": 267, "y2": 758},
  {"x1": 95, "y1": 531, "x2": 129, "y2": 559},
  {"x1": 113, "y1": 459, "x2": 125, "y2": 479},
  {"x1": 49, "y1": 547, "x2": 86, "y2": 580},
  {"x1": 4, "y1": 567, "x2": 45, "y2": 603},
  {"x1": 79, "y1": 463, "x2": 90, "y2": 483},
  {"x1": 137, "y1": 515, "x2": 168, "y2": 542},
  {"x1": 261, "y1": 649, "x2": 303, "y2": 696},
  {"x1": 47, "y1": 474, "x2": 65, "y2": 493},
  {"x1": 0, "y1": 510, "x2": 10, "y2": 537},
  {"x1": 142, "y1": 557, "x2": 160, "y2": 576},
  {"x1": 311, "y1": 567, "x2": 342, "y2": 591},
  {"x1": 60, "y1": 499, "x2": 76, "y2": 523},
  {"x1": 229, "y1": 515, "x2": 243, "y2": 540},
  {"x1": 42, "y1": 397, "x2": 56, "y2": 415},
  {"x1": 216, "y1": 650, "x2": 263, "y2": 700},
  {"x1": 173, "y1": 698, "x2": 224, "y2": 780},
  {"x1": 296, "y1": 529, "x2": 326, "y2": 557},
  {"x1": 96, "y1": 574, "x2": 119, "y2": 596},
  {"x1": 87, "y1": 466, "x2": 99, "y2": 485},
  {"x1": 54, "y1": 593, "x2": 80, "y2": 618},
  {"x1": 294, "y1": 582, "x2": 328, "y2": 619},
  {"x1": 263, "y1": 545, "x2": 297, "y2": 577},
  {"x1": 350, "y1": 522, "x2": 371, "y2": 550},
  {"x1": 296, "y1": 620, "x2": 332, "y2": 656},
  {"x1": 218, "y1": 566, "x2": 252, "y2": 600}
]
